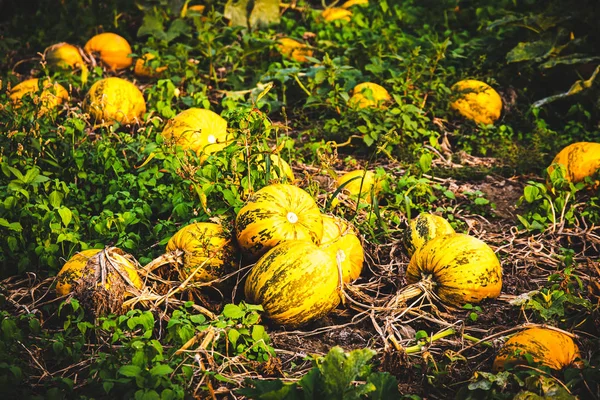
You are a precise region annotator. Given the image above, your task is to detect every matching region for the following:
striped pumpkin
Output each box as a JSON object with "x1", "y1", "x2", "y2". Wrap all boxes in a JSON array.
[
  {"x1": 547, "y1": 142, "x2": 600, "y2": 185},
  {"x1": 403, "y1": 213, "x2": 455, "y2": 257},
  {"x1": 235, "y1": 184, "x2": 323, "y2": 259},
  {"x1": 244, "y1": 240, "x2": 341, "y2": 327},
  {"x1": 334, "y1": 170, "x2": 380, "y2": 206},
  {"x1": 405, "y1": 233, "x2": 502, "y2": 306},
  {"x1": 493, "y1": 328, "x2": 581, "y2": 371},
  {"x1": 319, "y1": 214, "x2": 364, "y2": 283}
]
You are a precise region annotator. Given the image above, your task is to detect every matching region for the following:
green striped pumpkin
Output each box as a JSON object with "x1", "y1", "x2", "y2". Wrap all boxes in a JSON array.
[
  {"x1": 235, "y1": 184, "x2": 323, "y2": 259},
  {"x1": 403, "y1": 213, "x2": 455, "y2": 257},
  {"x1": 244, "y1": 240, "x2": 341, "y2": 327},
  {"x1": 407, "y1": 233, "x2": 502, "y2": 306}
]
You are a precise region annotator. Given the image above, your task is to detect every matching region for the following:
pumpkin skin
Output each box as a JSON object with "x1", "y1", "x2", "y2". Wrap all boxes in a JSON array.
[
  {"x1": 244, "y1": 240, "x2": 341, "y2": 327},
  {"x1": 161, "y1": 108, "x2": 231, "y2": 161},
  {"x1": 251, "y1": 153, "x2": 295, "y2": 183},
  {"x1": 349, "y1": 82, "x2": 391, "y2": 109},
  {"x1": 134, "y1": 53, "x2": 167, "y2": 78},
  {"x1": 335, "y1": 170, "x2": 380, "y2": 205},
  {"x1": 277, "y1": 38, "x2": 313, "y2": 63},
  {"x1": 10, "y1": 78, "x2": 69, "y2": 116},
  {"x1": 84, "y1": 32, "x2": 132, "y2": 70},
  {"x1": 451, "y1": 79, "x2": 502, "y2": 125},
  {"x1": 320, "y1": 215, "x2": 364, "y2": 284},
  {"x1": 403, "y1": 213, "x2": 455, "y2": 257},
  {"x1": 44, "y1": 42, "x2": 85, "y2": 70},
  {"x1": 322, "y1": 7, "x2": 352, "y2": 22},
  {"x1": 236, "y1": 184, "x2": 323, "y2": 259},
  {"x1": 166, "y1": 222, "x2": 238, "y2": 283},
  {"x1": 341, "y1": 0, "x2": 368, "y2": 8},
  {"x1": 407, "y1": 233, "x2": 502, "y2": 306},
  {"x1": 83, "y1": 77, "x2": 146, "y2": 124},
  {"x1": 55, "y1": 248, "x2": 143, "y2": 297},
  {"x1": 547, "y1": 142, "x2": 600, "y2": 185},
  {"x1": 493, "y1": 328, "x2": 581, "y2": 371}
]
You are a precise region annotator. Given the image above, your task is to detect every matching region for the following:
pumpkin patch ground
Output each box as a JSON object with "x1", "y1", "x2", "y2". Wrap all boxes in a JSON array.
[{"x1": 1, "y1": 1, "x2": 599, "y2": 399}]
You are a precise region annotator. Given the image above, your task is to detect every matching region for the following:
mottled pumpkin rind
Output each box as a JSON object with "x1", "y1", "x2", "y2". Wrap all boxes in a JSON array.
[
  {"x1": 244, "y1": 240, "x2": 341, "y2": 327},
  {"x1": 348, "y1": 82, "x2": 391, "y2": 109},
  {"x1": 84, "y1": 32, "x2": 133, "y2": 70},
  {"x1": 83, "y1": 77, "x2": 146, "y2": 124},
  {"x1": 451, "y1": 79, "x2": 502, "y2": 125},
  {"x1": 547, "y1": 142, "x2": 600, "y2": 185},
  {"x1": 403, "y1": 213, "x2": 455, "y2": 257},
  {"x1": 319, "y1": 214, "x2": 364, "y2": 283},
  {"x1": 335, "y1": 170, "x2": 380, "y2": 205},
  {"x1": 10, "y1": 78, "x2": 69, "y2": 116},
  {"x1": 493, "y1": 328, "x2": 581, "y2": 371},
  {"x1": 407, "y1": 233, "x2": 502, "y2": 306}
]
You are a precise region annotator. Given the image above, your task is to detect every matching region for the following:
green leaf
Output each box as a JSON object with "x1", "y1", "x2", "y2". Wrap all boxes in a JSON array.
[
  {"x1": 138, "y1": 14, "x2": 166, "y2": 40},
  {"x1": 251, "y1": 324, "x2": 266, "y2": 342},
  {"x1": 222, "y1": 304, "x2": 245, "y2": 319},
  {"x1": 228, "y1": 329, "x2": 241, "y2": 347},
  {"x1": 224, "y1": 0, "x2": 251, "y2": 28},
  {"x1": 58, "y1": 207, "x2": 73, "y2": 227},
  {"x1": 149, "y1": 364, "x2": 173, "y2": 377},
  {"x1": 318, "y1": 347, "x2": 376, "y2": 398},
  {"x1": 366, "y1": 372, "x2": 400, "y2": 399},
  {"x1": 249, "y1": 0, "x2": 280, "y2": 28},
  {"x1": 118, "y1": 365, "x2": 142, "y2": 377},
  {"x1": 533, "y1": 65, "x2": 600, "y2": 107},
  {"x1": 237, "y1": 378, "x2": 296, "y2": 398},
  {"x1": 165, "y1": 19, "x2": 191, "y2": 43},
  {"x1": 49, "y1": 191, "x2": 64, "y2": 208},
  {"x1": 506, "y1": 40, "x2": 553, "y2": 63},
  {"x1": 539, "y1": 54, "x2": 600, "y2": 69}
]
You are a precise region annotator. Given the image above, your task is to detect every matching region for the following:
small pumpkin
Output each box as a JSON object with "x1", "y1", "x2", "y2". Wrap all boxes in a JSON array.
[
  {"x1": 320, "y1": 214, "x2": 364, "y2": 284},
  {"x1": 44, "y1": 42, "x2": 89, "y2": 83},
  {"x1": 451, "y1": 79, "x2": 502, "y2": 125},
  {"x1": 403, "y1": 213, "x2": 455, "y2": 257},
  {"x1": 393, "y1": 233, "x2": 502, "y2": 307},
  {"x1": 276, "y1": 38, "x2": 313, "y2": 63},
  {"x1": 144, "y1": 222, "x2": 238, "y2": 284},
  {"x1": 84, "y1": 32, "x2": 132, "y2": 70},
  {"x1": 83, "y1": 77, "x2": 146, "y2": 124},
  {"x1": 10, "y1": 78, "x2": 69, "y2": 116},
  {"x1": 134, "y1": 53, "x2": 167, "y2": 78},
  {"x1": 55, "y1": 249, "x2": 102, "y2": 297},
  {"x1": 322, "y1": 7, "x2": 352, "y2": 22},
  {"x1": 236, "y1": 184, "x2": 323, "y2": 259},
  {"x1": 244, "y1": 240, "x2": 341, "y2": 327},
  {"x1": 493, "y1": 328, "x2": 581, "y2": 371},
  {"x1": 348, "y1": 82, "x2": 391, "y2": 109},
  {"x1": 334, "y1": 170, "x2": 381, "y2": 206},
  {"x1": 547, "y1": 142, "x2": 600, "y2": 185},
  {"x1": 161, "y1": 108, "x2": 231, "y2": 162}
]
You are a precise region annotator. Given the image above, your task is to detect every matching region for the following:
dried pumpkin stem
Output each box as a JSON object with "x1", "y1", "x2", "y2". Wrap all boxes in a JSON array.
[{"x1": 141, "y1": 249, "x2": 184, "y2": 274}]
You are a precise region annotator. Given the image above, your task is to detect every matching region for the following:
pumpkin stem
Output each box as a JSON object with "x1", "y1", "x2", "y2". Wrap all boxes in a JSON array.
[
  {"x1": 387, "y1": 275, "x2": 436, "y2": 308},
  {"x1": 141, "y1": 249, "x2": 184, "y2": 275}
]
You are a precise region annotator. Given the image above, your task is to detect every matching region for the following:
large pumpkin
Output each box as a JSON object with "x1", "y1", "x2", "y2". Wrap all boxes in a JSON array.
[
  {"x1": 244, "y1": 240, "x2": 341, "y2": 327},
  {"x1": 451, "y1": 79, "x2": 502, "y2": 125},
  {"x1": 84, "y1": 32, "x2": 132, "y2": 70},
  {"x1": 83, "y1": 77, "x2": 146, "y2": 124},
  {"x1": 277, "y1": 38, "x2": 313, "y2": 63},
  {"x1": 10, "y1": 78, "x2": 69, "y2": 116},
  {"x1": 161, "y1": 108, "x2": 231, "y2": 161},
  {"x1": 547, "y1": 142, "x2": 600, "y2": 185},
  {"x1": 403, "y1": 213, "x2": 455, "y2": 257},
  {"x1": 493, "y1": 328, "x2": 581, "y2": 371},
  {"x1": 320, "y1": 215, "x2": 364, "y2": 284},
  {"x1": 348, "y1": 82, "x2": 391, "y2": 109},
  {"x1": 402, "y1": 233, "x2": 502, "y2": 306},
  {"x1": 236, "y1": 184, "x2": 323, "y2": 259},
  {"x1": 163, "y1": 222, "x2": 238, "y2": 283}
]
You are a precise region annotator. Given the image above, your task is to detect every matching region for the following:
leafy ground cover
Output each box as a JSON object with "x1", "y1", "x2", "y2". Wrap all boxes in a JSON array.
[{"x1": 0, "y1": 0, "x2": 599, "y2": 398}]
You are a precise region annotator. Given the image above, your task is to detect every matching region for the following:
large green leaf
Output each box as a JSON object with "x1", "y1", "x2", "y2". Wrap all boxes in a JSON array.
[{"x1": 506, "y1": 40, "x2": 553, "y2": 63}]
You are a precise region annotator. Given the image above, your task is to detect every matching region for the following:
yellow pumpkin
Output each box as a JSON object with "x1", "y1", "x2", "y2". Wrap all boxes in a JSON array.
[
  {"x1": 235, "y1": 184, "x2": 323, "y2": 259},
  {"x1": 9, "y1": 78, "x2": 69, "y2": 116},
  {"x1": 163, "y1": 222, "x2": 238, "y2": 283},
  {"x1": 134, "y1": 53, "x2": 167, "y2": 78},
  {"x1": 244, "y1": 240, "x2": 341, "y2": 327},
  {"x1": 348, "y1": 82, "x2": 391, "y2": 109},
  {"x1": 451, "y1": 79, "x2": 502, "y2": 125},
  {"x1": 84, "y1": 32, "x2": 132, "y2": 70},
  {"x1": 403, "y1": 213, "x2": 455, "y2": 257},
  {"x1": 547, "y1": 142, "x2": 600, "y2": 185},
  {"x1": 55, "y1": 248, "x2": 143, "y2": 297},
  {"x1": 161, "y1": 108, "x2": 231, "y2": 161},
  {"x1": 249, "y1": 153, "x2": 295, "y2": 183},
  {"x1": 84, "y1": 77, "x2": 146, "y2": 124},
  {"x1": 493, "y1": 328, "x2": 581, "y2": 371},
  {"x1": 334, "y1": 170, "x2": 380, "y2": 206},
  {"x1": 322, "y1": 7, "x2": 352, "y2": 22},
  {"x1": 341, "y1": 0, "x2": 368, "y2": 8},
  {"x1": 276, "y1": 38, "x2": 313, "y2": 63},
  {"x1": 319, "y1": 214, "x2": 364, "y2": 283},
  {"x1": 44, "y1": 42, "x2": 85, "y2": 70},
  {"x1": 404, "y1": 233, "x2": 502, "y2": 306}
]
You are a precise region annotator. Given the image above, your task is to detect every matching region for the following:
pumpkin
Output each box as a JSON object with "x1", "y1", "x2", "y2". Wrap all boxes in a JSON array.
[
  {"x1": 341, "y1": 0, "x2": 368, "y2": 8},
  {"x1": 322, "y1": 7, "x2": 352, "y2": 22},
  {"x1": 546, "y1": 142, "x2": 600, "y2": 185},
  {"x1": 395, "y1": 233, "x2": 502, "y2": 306},
  {"x1": 161, "y1": 108, "x2": 231, "y2": 162},
  {"x1": 320, "y1": 215, "x2": 364, "y2": 284},
  {"x1": 248, "y1": 153, "x2": 295, "y2": 183},
  {"x1": 244, "y1": 240, "x2": 341, "y2": 327},
  {"x1": 403, "y1": 213, "x2": 455, "y2": 257},
  {"x1": 134, "y1": 53, "x2": 167, "y2": 78},
  {"x1": 493, "y1": 328, "x2": 581, "y2": 371},
  {"x1": 44, "y1": 42, "x2": 85, "y2": 70},
  {"x1": 236, "y1": 184, "x2": 323, "y2": 259},
  {"x1": 56, "y1": 248, "x2": 143, "y2": 297},
  {"x1": 83, "y1": 77, "x2": 146, "y2": 124},
  {"x1": 154, "y1": 222, "x2": 238, "y2": 283},
  {"x1": 277, "y1": 38, "x2": 313, "y2": 63},
  {"x1": 451, "y1": 79, "x2": 502, "y2": 125},
  {"x1": 348, "y1": 82, "x2": 391, "y2": 109},
  {"x1": 334, "y1": 170, "x2": 380, "y2": 206},
  {"x1": 10, "y1": 78, "x2": 69, "y2": 116},
  {"x1": 84, "y1": 32, "x2": 132, "y2": 70}
]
